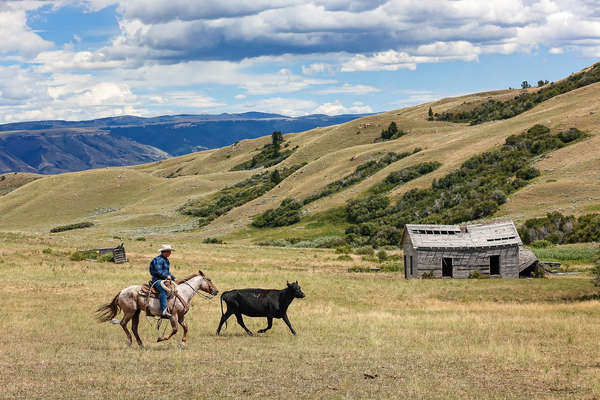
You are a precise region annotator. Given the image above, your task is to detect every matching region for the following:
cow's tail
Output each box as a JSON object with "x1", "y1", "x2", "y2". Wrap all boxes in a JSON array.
[
  {"x1": 96, "y1": 293, "x2": 121, "y2": 323},
  {"x1": 220, "y1": 292, "x2": 228, "y2": 330}
]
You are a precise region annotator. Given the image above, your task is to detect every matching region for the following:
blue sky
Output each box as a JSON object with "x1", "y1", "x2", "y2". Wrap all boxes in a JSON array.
[{"x1": 0, "y1": 0, "x2": 598, "y2": 122}]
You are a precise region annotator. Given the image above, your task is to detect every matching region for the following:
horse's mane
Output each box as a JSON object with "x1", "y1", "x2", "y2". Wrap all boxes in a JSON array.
[{"x1": 176, "y1": 270, "x2": 205, "y2": 284}]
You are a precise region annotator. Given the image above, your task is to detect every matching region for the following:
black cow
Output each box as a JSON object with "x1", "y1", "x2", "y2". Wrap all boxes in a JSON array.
[{"x1": 216, "y1": 281, "x2": 305, "y2": 336}]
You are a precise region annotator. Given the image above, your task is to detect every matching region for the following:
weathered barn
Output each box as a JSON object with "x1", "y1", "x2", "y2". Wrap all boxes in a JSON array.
[{"x1": 402, "y1": 221, "x2": 537, "y2": 279}]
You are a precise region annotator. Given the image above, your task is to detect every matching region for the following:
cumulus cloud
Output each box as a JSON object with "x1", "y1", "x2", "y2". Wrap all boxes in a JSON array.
[
  {"x1": 0, "y1": 2, "x2": 53, "y2": 57},
  {"x1": 69, "y1": 0, "x2": 599, "y2": 66},
  {"x1": 317, "y1": 84, "x2": 380, "y2": 95},
  {"x1": 313, "y1": 100, "x2": 373, "y2": 115}
]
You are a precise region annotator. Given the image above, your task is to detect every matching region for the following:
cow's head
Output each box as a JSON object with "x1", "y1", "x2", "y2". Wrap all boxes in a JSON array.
[{"x1": 287, "y1": 281, "x2": 305, "y2": 298}]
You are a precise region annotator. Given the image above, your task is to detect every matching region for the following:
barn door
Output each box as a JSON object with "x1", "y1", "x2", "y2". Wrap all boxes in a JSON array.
[
  {"x1": 490, "y1": 255, "x2": 500, "y2": 275},
  {"x1": 442, "y1": 258, "x2": 453, "y2": 278}
]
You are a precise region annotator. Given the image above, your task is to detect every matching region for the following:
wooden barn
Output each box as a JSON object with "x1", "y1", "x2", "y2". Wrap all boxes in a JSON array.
[{"x1": 402, "y1": 221, "x2": 537, "y2": 279}]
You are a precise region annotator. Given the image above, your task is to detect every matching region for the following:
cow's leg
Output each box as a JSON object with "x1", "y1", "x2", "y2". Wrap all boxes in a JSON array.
[
  {"x1": 120, "y1": 310, "x2": 135, "y2": 346},
  {"x1": 235, "y1": 313, "x2": 253, "y2": 336},
  {"x1": 216, "y1": 310, "x2": 232, "y2": 335},
  {"x1": 282, "y1": 314, "x2": 297, "y2": 335},
  {"x1": 258, "y1": 317, "x2": 273, "y2": 334},
  {"x1": 131, "y1": 309, "x2": 144, "y2": 348},
  {"x1": 157, "y1": 314, "x2": 178, "y2": 342},
  {"x1": 178, "y1": 315, "x2": 188, "y2": 349}
]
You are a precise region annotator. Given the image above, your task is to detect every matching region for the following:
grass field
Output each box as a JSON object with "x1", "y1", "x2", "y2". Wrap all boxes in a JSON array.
[{"x1": 3, "y1": 231, "x2": 600, "y2": 399}]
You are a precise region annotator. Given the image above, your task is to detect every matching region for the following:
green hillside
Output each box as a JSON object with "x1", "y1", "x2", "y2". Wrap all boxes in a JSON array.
[{"x1": 1, "y1": 63, "x2": 600, "y2": 246}]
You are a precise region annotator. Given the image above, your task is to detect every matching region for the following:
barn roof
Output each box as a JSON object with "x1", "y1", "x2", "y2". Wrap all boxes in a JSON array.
[{"x1": 402, "y1": 220, "x2": 522, "y2": 249}]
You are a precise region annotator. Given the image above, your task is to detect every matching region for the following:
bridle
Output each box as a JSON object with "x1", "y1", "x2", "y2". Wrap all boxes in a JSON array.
[{"x1": 181, "y1": 276, "x2": 216, "y2": 301}]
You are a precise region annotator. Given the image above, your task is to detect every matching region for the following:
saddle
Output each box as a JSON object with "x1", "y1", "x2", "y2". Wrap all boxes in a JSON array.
[{"x1": 139, "y1": 280, "x2": 176, "y2": 298}]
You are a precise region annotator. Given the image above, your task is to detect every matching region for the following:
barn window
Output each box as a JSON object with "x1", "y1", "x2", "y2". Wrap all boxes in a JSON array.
[
  {"x1": 442, "y1": 258, "x2": 453, "y2": 277},
  {"x1": 490, "y1": 255, "x2": 500, "y2": 275}
]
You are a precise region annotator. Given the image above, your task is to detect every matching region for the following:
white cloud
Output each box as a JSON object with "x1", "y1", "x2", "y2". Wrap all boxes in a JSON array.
[
  {"x1": 0, "y1": 2, "x2": 53, "y2": 57},
  {"x1": 317, "y1": 83, "x2": 380, "y2": 95},
  {"x1": 145, "y1": 91, "x2": 224, "y2": 108},
  {"x1": 302, "y1": 63, "x2": 336, "y2": 75},
  {"x1": 549, "y1": 47, "x2": 564, "y2": 54},
  {"x1": 341, "y1": 51, "x2": 417, "y2": 72},
  {"x1": 312, "y1": 100, "x2": 372, "y2": 115}
]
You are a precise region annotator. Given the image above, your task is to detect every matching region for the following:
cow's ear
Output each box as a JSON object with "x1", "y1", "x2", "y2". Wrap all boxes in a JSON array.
[
  {"x1": 295, "y1": 280, "x2": 298, "y2": 284},
  {"x1": 287, "y1": 280, "x2": 290, "y2": 286}
]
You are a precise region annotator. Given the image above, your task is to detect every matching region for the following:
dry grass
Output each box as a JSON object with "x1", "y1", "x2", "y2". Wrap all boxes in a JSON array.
[{"x1": 2, "y1": 231, "x2": 600, "y2": 399}]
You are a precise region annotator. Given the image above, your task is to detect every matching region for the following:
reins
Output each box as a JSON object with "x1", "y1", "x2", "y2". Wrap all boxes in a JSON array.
[{"x1": 181, "y1": 280, "x2": 216, "y2": 301}]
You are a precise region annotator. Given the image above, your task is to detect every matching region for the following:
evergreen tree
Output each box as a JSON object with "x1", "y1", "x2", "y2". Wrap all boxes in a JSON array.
[{"x1": 428, "y1": 106, "x2": 434, "y2": 120}]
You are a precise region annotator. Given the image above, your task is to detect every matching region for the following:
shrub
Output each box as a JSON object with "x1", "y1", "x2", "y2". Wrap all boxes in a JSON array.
[
  {"x1": 530, "y1": 240, "x2": 553, "y2": 248},
  {"x1": 337, "y1": 254, "x2": 353, "y2": 261},
  {"x1": 303, "y1": 151, "x2": 418, "y2": 205},
  {"x1": 353, "y1": 246, "x2": 375, "y2": 256},
  {"x1": 421, "y1": 271, "x2": 435, "y2": 279},
  {"x1": 42, "y1": 248, "x2": 52, "y2": 254},
  {"x1": 135, "y1": 237, "x2": 146, "y2": 241},
  {"x1": 70, "y1": 250, "x2": 112, "y2": 262},
  {"x1": 377, "y1": 249, "x2": 388, "y2": 262},
  {"x1": 231, "y1": 131, "x2": 293, "y2": 170},
  {"x1": 369, "y1": 162, "x2": 441, "y2": 194},
  {"x1": 591, "y1": 248, "x2": 600, "y2": 287},
  {"x1": 519, "y1": 211, "x2": 600, "y2": 245},
  {"x1": 252, "y1": 198, "x2": 302, "y2": 228},
  {"x1": 180, "y1": 163, "x2": 305, "y2": 226},
  {"x1": 203, "y1": 237, "x2": 224, "y2": 244},
  {"x1": 335, "y1": 245, "x2": 351, "y2": 254},
  {"x1": 468, "y1": 270, "x2": 482, "y2": 279},
  {"x1": 256, "y1": 239, "x2": 291, "y2": 247},
  {"x1": 50, "y1": 222, "x2": 94, "y2": 233}
]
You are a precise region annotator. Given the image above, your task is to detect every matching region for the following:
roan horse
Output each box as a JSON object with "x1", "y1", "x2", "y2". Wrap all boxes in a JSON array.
[{"x1": 96, "y1": 271, "x2": 218, "y2": 347}]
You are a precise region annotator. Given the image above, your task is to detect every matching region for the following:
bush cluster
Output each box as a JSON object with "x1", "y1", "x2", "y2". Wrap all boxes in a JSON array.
[
  {"x1": 203, "y1": 237, "x2": 224, "y2": 244},
  {"x1": 379, "y1": 122, "x2": 406, "y2": 141},
  {"x1": 257, "y1": 235, "x2": 346, "y2": 248},
  {"x1": 303, "y1": 150, "x2": 419, "y2": 205},
  {"x1": 432, "y1": 63, "x2": 600, "y2": 125},
  {"x1": 231, "y1": 131, "x2": 295, "y2": 170},
  {"x1": 180, "y1": 163, "x2": 305, "y2": 226},
  {"x1": 252, "y1": 198, "x2": 303, "y2": 228},
  {"x1": 50, "y1": 222, "x2": 94, "y2": 233},
  {"x1": 344, "y1": 125, "x2": 587, "y2": 247},
  {"x1": 70, "y1": 250, "x2": 113, "y2": 262},
  {"x1": 369, "y1": 161, "x2": 441, "y2": 194},
  {"x1": 253, "y1": 150, "x2": 424, "y2": 229},
  {"x1": 519, "y1": 211, "x2": 600, "y2": 245}
]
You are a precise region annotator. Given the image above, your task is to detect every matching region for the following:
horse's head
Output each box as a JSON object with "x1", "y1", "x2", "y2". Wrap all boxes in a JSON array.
[{"x1": 198, "y1": 270, "x2": 219, "y2": 296}]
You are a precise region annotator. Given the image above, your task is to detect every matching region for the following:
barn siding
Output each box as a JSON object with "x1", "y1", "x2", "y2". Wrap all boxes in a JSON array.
[{"x1": 405, "y1": 245, "x2": 520, "y2": 279}]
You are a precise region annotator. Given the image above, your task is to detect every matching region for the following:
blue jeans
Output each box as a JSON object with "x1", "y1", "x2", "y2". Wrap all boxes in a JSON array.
[{"x1": 151, "y1": 280, "x2": 168, "y2": 312}]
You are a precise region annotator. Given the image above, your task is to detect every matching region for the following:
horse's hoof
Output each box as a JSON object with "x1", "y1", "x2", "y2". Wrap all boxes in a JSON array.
[
  {"x1": 178, "y1": 343, "x2": 186, "y2": 350},
  {"x1": 126, "y1": 341, "x2": 132, "y2": 347},
  {"x1": 157, "y1": 337, "x2": 164, "y2": 343}
]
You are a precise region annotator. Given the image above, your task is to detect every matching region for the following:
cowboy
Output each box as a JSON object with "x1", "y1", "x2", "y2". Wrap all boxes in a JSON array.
[{"x1": 149, "y1": 244, "x2": 176, "y2": 317}]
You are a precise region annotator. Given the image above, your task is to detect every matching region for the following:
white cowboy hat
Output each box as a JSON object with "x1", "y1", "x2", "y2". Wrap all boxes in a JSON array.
[{"x1": 158, "y1": 244, "x2": 175, "y2": 253}]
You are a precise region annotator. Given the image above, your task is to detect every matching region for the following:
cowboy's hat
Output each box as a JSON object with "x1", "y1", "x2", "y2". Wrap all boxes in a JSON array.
[{"x1": 158, "y1": 244, "x2": 175, "y2": 253}]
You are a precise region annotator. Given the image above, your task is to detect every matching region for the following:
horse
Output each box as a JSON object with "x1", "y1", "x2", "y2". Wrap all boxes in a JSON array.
[{"x1": 96, "y1": 270, "x2": 218, "y2": 348}]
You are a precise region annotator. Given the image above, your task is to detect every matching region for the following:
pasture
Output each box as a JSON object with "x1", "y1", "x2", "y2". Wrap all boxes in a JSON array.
[{"x1": 2, "y1": 231, "x2": 600, "y2": 399}]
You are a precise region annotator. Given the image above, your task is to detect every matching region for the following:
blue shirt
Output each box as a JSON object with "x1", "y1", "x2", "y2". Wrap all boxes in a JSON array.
[{"x1": 149, "y1": 255, "x2": 175, "y2": 282}]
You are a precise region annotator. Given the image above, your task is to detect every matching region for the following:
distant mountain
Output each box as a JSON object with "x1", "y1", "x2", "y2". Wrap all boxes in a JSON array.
[{"x1": 0, "y1": 113, "x2": 367, "y2": 174}]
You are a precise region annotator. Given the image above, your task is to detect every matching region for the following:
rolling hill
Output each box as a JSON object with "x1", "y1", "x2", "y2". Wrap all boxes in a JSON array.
[
  {"x1": 1, "y1": 63, "x2": 599, "y2": 242},
  {"x1": 0, "y1": 113, "x2": 367, "y2": 174}
]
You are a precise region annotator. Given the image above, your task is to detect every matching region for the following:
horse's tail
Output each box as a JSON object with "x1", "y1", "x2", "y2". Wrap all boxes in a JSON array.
[{"x1": 96, "y1": 293, "x2": 121, "y2": 323}]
